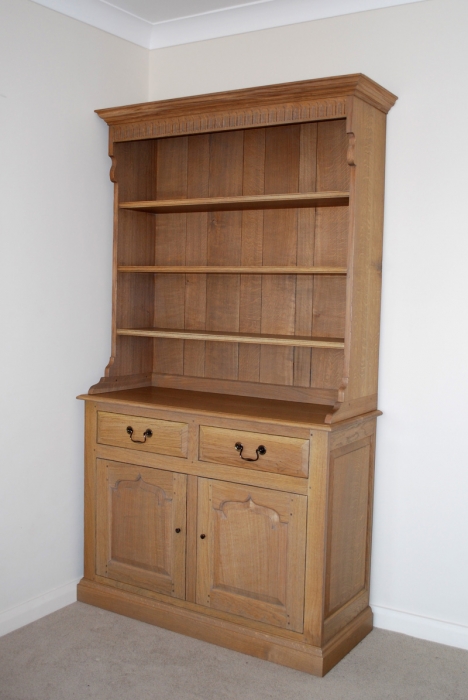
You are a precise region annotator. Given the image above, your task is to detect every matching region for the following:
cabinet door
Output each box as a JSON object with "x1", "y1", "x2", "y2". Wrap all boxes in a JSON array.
[
  {"x1": 96, "y1": 459, "x2": 187, "y2": 599},
  {"x1": 196, "y1": 479, "x2": 307, "y2": 632}
]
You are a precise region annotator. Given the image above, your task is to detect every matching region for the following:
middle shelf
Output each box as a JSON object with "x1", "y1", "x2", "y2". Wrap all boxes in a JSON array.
[
  {"x1": 116, "y1": 328, "x2": 345, "y2": 349},
  {"x1": 117, "y1": 266, "x2": 347, "y2": 274},
  {"x1": 119, "y1": 191, "x2": 349, "y2": 214}
]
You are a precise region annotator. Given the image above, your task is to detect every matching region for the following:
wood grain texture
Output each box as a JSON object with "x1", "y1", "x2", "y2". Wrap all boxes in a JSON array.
[
  {"x1": 238, "y1": 128, "x2": 264, "y2": 382},
  {"x1": 184, "y1": 134, "x2": 210, "y2": 378},
  {"x1": 96, "y1": 73, "x2": 397, "y2": 125},
  {"x1": 83, "y1": 402, "x2": 97, "y2": 580},
  {"x1": 111, "y1": 140, "x2": 156, "y2": 381},
  {"x1": 151, "y1": 373, "x2": 338, "y2": 406},
  {"x1": 199, "y1": 425, "x2": 309, "y2": 478},
  {"x1": 117, "y1": 327, "x2": 344, "y2": 348},
  {"x1": 78, "y1": 578, "x2": 373, "y2": 676},
  {"x1": 95, "y1": 444, "x2": 308, "y2": 496},
  {"x1": 303, "y1": 430, "x2": 329, "y2": 645},
  {"x1": 196, "y1": 479, "x2": 307, "y2": 632},
  {"x1": 153, "y1": 136, "x2": 188, "y2": 376},
  {"x1": 204, "y1": 130, "x2": 244, "y2": 381},
  {"x1": 295, "y1": 122, "x2": 318, "y2": 388},
  {"x1": 119, "y1": 192, "x2": 349, "y2": 213},
  {"x1": 311, "y1": 120, "x2": 348, "y2": 394},
  {"x1": 118, "y1": 266, "x2": 347, "y2": 274},
  {"x1": 79, "y1": 387, "x2": 336, "y2": 428},
  {"x1": 82, "y1": 76, "x2": 395, "y2": 676},
  {"x1": 96, "y1": 410, "x2": 188, "y2": 458},
  {"x1": 341, "y1": 99, "x2": 387, "y2": 411},
  {"x1": 260, "y1": 125, "x2": 299, "y2": 386},
  {"x1": 325, "y1": 437, "x2": 372, "y2": 616},
  {"x1": 96, "y1": 460, "x2": 187, "y2": 599},
  {"x1": 185, "y1": 474, "x2": 198, "y2": 603}
]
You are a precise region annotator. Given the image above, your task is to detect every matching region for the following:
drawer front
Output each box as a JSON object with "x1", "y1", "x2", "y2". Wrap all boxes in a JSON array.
[
  {"x1": 97, "y1": 411, "x2": 188, "y2": 458},
  {"x1": 199, "y1": 425, "x2": 309, "y2": 478}
]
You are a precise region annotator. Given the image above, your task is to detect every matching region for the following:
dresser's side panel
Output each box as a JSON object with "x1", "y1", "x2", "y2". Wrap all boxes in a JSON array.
[
  {"x1": 83, "y1": 401, "x2": 98, "y2": 580},
  {"x1": 333, "y1": 99, "x2": 387, "y2": 421},
  {"x1": 322, "y1": 417, "x2": 377, "y2": 643},
  {"x1": 303, "y1": 430, "x2": 330, "y2": 645}
]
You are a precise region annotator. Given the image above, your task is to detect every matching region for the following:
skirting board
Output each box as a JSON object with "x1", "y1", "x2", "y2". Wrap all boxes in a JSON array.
[
  {"x1": 373, "y1": 605, "x2": 468, "y2": 651},
  {"x1": 2, "y1": 582, "x2": 467, "y2": 654},
  {"x1": 0, "y1": 579, "x2": 79, "y2": 638}
]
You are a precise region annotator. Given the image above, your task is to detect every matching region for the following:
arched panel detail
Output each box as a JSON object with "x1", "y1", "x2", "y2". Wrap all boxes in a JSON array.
[
  {"x1": 111, "y1": 475, "x2": 172, "y2": 576},
  {"x1": 213, "y1": 496, "x2": 288, "y2": 608}
]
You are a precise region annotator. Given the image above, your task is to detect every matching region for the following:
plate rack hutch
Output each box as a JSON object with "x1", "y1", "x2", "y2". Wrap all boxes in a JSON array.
[{"x1": 78, "y1": 74, "x2": 397, "y2": 676}]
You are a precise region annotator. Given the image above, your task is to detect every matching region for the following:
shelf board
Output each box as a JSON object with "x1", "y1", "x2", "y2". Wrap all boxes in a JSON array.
[
  {"x1": 119, "y1": 191, "x2": 349, "y2": 214},
  {"x1": 117, "y1": 328, "x2": 344, "y2": 349},
  {"x1": 118, "y1": 266, "x2": 347, "y2": 275}
]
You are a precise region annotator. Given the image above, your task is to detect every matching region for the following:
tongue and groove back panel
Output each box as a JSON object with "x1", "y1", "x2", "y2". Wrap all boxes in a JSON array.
[{"x1": 113, "y1": 120, "x2": 349, "y2": 404}]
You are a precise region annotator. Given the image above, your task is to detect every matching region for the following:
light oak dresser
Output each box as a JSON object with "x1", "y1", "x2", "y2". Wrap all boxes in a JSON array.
[{"x1": 78, "y1": 74, "x2": 397, "y2": 676}]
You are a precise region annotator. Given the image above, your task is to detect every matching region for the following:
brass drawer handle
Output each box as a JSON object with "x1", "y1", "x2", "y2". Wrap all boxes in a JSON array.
[
  {"x1": 126, "y1": 426, "x2": 153, "y2": 443},
  {"x1": 234, "y1": 442, "x2": 266, "y2": 462}
]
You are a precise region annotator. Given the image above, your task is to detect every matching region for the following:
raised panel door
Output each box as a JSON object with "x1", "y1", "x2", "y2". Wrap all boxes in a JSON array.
[
  {"x1": 96, "y1": 459, "x2": 187, "y2": 599},
  {"x1": 196, "y1": 478, "x2": 307, "y2": 632}
]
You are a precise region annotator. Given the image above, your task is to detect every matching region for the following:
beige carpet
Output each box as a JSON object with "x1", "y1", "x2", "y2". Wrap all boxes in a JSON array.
[{"x1": 0, "y1": 602, "x2": 467, "y2": 699}]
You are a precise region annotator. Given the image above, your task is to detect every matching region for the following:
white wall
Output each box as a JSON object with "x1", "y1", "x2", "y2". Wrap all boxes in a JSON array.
[
  {"x1": 148, "y1": 0, "x2": 468, "y2": 649},
  {"x1": 0, "y1": 0, "x2": 148, "y2": 634}
]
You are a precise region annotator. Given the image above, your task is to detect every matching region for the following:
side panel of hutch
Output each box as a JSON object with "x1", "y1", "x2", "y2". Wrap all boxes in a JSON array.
[{"x1": 78, "y1": 75, "x2": 396, "y2": 676}]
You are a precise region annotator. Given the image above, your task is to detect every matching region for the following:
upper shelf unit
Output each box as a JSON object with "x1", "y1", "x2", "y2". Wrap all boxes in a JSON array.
[
  {"x1": 119, "y1": 191, "x2": 349, "y2": 214},
  {"x1": 92, "y1": 74, "x2": 398, "y2": 420}
]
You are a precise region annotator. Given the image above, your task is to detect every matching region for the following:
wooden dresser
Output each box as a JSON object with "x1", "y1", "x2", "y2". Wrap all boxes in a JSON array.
[{"x1": 78, "y1": 74, "x2": 397, "y2": 676}]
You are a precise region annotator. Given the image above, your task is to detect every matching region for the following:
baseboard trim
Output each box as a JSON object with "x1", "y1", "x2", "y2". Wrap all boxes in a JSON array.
[
  {"x1": 373, "y1": 605, "x2": 468, "y2": 651},
  {"x1": 0, "y1": 579, "x2": 79, "y2": 638}
]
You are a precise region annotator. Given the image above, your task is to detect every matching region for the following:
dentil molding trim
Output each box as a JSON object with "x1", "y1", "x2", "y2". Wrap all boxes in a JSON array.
[{"x1": 30, "y1": 0, "x2": 428, "y2": 49}]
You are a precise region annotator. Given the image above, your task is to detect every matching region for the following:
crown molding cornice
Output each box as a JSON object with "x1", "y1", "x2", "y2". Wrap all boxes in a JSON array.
[
  {"x1": 94, "y1": 74, "x2": 398, "y2": 145},
  {"x1": 30, "y1": 0, "x2": 428, "y2": 49}
]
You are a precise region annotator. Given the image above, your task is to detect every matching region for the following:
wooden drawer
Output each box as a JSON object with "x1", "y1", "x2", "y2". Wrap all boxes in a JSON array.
[
  {"x1": 199, "y1": 425, "x2": 309, "y2": 478},
  {"x1": 97, "y1": 411, "x2": 188, "y2": 458}
]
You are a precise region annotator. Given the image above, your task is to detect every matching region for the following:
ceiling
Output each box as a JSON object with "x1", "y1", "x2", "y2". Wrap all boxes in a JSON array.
[
  {"x1": 30, "y1": 0, "x2": 427, "y2": 49},
  {"x1": 102, "y1": 0, "x2": 269, "y2": 24}
]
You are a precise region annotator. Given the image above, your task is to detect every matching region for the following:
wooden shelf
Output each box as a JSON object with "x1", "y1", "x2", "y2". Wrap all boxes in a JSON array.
[
  {"x1": 116, "y1": 328, "x2": 344, "y2": 349},
  {"x1": 118, "y1": 266, "x2": 347, "y2": 275},
  {"x1": 119, "y1": 191, "x2": 349, "y2": 214}
]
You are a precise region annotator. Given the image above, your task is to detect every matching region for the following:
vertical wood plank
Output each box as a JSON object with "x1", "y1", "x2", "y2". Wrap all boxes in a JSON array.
[
  {"x1": 295, "y1": 123, "x2": 318, "y2": 387},
  {"x1": 196, "y1": 478, "x2": 211, "y2": 607},
  {"x1": 172, "y1": 472, "x2": 188, "y2": 601},
  {"x1": 185, "y1": 474, "x2": 199, "y2": 603},
  {"x1": 153, "y1": 136, "x2": 188, "y2": 375},
  {"x1": 184, "y1": 134, "x2": 210, "y2": 377},
  {"x1": 344, "y1": 101, "x2": 387, "y2": 403},
  {"x1": 95, "y1": 459, "x2": 110, "y2": 579},
  {"x1": 205, "y1": 131, "x2": 243, "y2": 380},
  {"x1": 260, "y1": 125, "x2": 300, "y2": 386},
  {"x1": 303, "y1": 430, "x2": 329, "y2": 645},
  {"x1": 83, "y1": 402, "x2": 97, "y2": 580},
  {"x1": 311, "y1": 120, "x2": 349, "y2": 391},
  {"x1": 113, "y1": 141, "x2": 156, "y2": 378},
  {"x1": 239, "y1": 128, "x2": 265, "y2": 382}
]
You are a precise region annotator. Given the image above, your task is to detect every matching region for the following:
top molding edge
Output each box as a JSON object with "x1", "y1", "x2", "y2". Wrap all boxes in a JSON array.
[{"x1": 95, "y1": 74, "x2": 398, "y2": 126}]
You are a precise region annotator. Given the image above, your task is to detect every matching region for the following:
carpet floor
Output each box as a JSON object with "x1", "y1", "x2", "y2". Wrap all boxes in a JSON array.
[{"x1": 0, "y1": 602, "x2": 467, "y2": 700}]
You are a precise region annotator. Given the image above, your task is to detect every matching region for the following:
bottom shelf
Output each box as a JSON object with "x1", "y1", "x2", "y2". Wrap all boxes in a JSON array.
[{"x1": 117, "y1": 327, "x2": 345, "y2": 349}]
